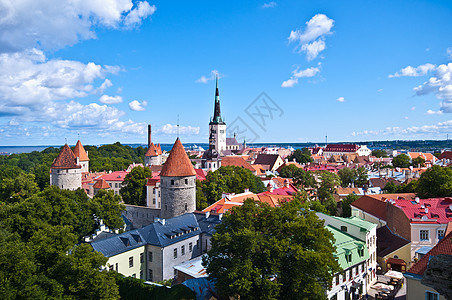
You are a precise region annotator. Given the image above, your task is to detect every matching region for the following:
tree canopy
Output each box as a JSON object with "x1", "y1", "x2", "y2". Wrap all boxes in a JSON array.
[
  {"x1": 371, "y1": 149, "x2": 388, "y2": 158},
  {"x1": 316, "y1": 171, "x2": 341, "y2": 215},
  {"x1": 279, "y1": 164, "x2": 316, "y2": 188},
  {"x1": 412, "y1": 156, "x2": 426, "y2": 167},
  {"x1": 201, "y1": 166, "x2": 266, "y2": 204},
  {"x1": 120, "y1": 166, "x2": 152, "y2": 206},
  {"x1": 287, "y1": 148, "x2": 313, "y2": 164},
  {"x1": 392, "y1": 154, "x2": 411, "y2": 168},
  {"x1": 416, "y1": 166, "x2": 452, "y2": 198},
  {"x1": 203, "y1": 198, "x2": 341, "y2": 299}
]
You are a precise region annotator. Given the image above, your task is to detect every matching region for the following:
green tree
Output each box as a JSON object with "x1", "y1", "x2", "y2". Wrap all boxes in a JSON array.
[
  {"x1": 416, "y1": 166, "x2": 452, "y2": 198},
  {"x1": 392, "y1": 154, "x2": 411, "y2": 168},
  {"x1": 202, "y1": 166, "x2": 266, "y2": 203},
  {"x1": 337, "y1": 167, "x2": 356, "y2": 187},
  {"x1": 354, "y1": 167, "x2": 368, "y2": 187},
  {"x1": 316, "y1": 171, "x2": 341, "y2": 215},
  {"x1": 203, "y1": 198, "x2": 341, "y2": 299},
  {"x1": 31, "y1": 163, "x2": 51, "y2": 190},
  {"x1": 120, "y1": 166, "x2": 152, "y2": 206},
  {"x1": 371, "y1": 149, "x2": 388, "y2": 158},
  {"x1": 412, "y1": 156, "x2": 426, "y2": 167},
  {"x1": 279, "y1": 165, "x2": 315, "y2": 188},
  {"x1": 287, "y1": 148, "x2": 313, "y2": 164},
  {"x1": 341, "y1": 194, "x2": 359, "y2": 217},
  {"x1": 196, "y1": 180, "x2": 208, "y2": 210},
  {"x1": 91, "y1": 190, "x2": 126, "y2": 229},
  {"x1": 279, "y1": 164, "x2": 300, "y2": 178},
  {"x1": 383, "y1": 181, "x2": 398, "y2": 193},
  {"x1": 0, "y1": 171, "x2": 39, "y2": 203}
]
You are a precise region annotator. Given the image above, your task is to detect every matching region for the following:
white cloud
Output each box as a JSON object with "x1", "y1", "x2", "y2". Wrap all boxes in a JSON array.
[
  {"x1": 8, "y1": 119, "x2": 19, "y2": 126},
  {"x1": 404, "y1": 116, "x2": 409, "y2": 120},
  {"x1": 411, "y1": 106, "x2": 416, "y2": 110},
  {"x1": 97, "y1": 79, "x2": 113, "y2": 93},
  {"x1": 0, "y1": 0, "x2": 156, "y2": 52},
  {"x1": 337, "y1": 97, "x2": 345, "y2": 102},
  {"x1": 389, "y1": 63, "x2": 435, "y2": 78},
  {"x1": 447, "y1": 47, "x2": 452, "y2": 60},
  {"x1": 281, "y1": 65, "x2": 320, "y2": 88},
  {"x1": 426, "y1": 109, "x2": 443, "y2": 115},
  {"x1": 288, "y1": 14, "x2": 334, "y2": 61},
  {"x1": 196, "y1": 69, "x2": 221, "y2": 83},
  {"x1": 378, "y1": 88, "x2": 383, "y2": 92},
  {"x1": 124, "y1": 1, "x2": 156, "y2": 28},
  {"x1": 99, "y1": 95, "x2": 123, "y2": 104},
  {"x1": 413, "y1": 63, "x2": 452, "y2": 113},
  {"x1": 129, "y1": 100, "x2": 147, "y2": 111},
  {"x1": 262, "y1": 2, "x2": 277, "y2": 8},
  {"x1": 160, "y1": 124, "x2": 200, "y2": 135}
]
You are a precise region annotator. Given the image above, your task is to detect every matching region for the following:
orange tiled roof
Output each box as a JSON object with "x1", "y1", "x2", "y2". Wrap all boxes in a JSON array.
[
  {"x1": 221, "y1": 156, "x2": 255, "y2": 172},
  {"x1": 160, "y1": 138, "x2": 196, "y2": 177},
  {"x1": 93, "y1": 178, "x2": 111, "y2": 189},
  {"x1": 145, "y1": 143, "x2": 159, "y2": 157},
  {"x1": 73, "y1": 140, "x2": 89, "y2": 161},
  {"x1": 51, "y1": 144, "x2": 81, "y2": 169}
]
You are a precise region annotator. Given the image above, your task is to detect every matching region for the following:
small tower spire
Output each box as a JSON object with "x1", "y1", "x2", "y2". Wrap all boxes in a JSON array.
[{"x1": 210, "y1": 75, "x2": 224, "y2": 125}]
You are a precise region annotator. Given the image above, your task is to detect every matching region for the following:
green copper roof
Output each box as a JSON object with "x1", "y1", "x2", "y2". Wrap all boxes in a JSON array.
[
  {"x1": 327, "y1": 225, "x2": 369, "y2": 269},
  {"x1": 331, "y1": 216, "x2": 377, "y2": 231}
]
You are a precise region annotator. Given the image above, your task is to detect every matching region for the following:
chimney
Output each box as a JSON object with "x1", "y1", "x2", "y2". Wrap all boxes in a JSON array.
[
  {"x1": 415, "y1": 197, "x2": 420, "y2": 204},
  {"x1": 219, "y1": 213, "x2": 223, "y2": 220},
  {"x1": 206, "y1": 211, "x2": 210, "y2": 219},
  {"x1": 425, "y1": 207, "x2": 429, "y2": 214},
  {"x1": 148, "y1": 124, "x2": 152, "y2": 148}
]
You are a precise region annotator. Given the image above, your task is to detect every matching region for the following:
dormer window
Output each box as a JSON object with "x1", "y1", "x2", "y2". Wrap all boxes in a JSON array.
[{"x1": 341, "y1": 226, "x2": 347, "y2": 232}]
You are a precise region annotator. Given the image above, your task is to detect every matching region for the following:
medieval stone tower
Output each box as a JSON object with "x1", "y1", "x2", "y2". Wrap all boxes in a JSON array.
[
  {"x1": 160, "y1": 138, "x2": 196, "y2": 219},
  {"x1": 73, "y1": 140, "x2": 89, "y2": 172},
  {"x1": 50, "y1": 144, "x2": 82, "y2": 190},
  {"x1": 144, "y1": 125, "x2": 162, "y2": 166}
]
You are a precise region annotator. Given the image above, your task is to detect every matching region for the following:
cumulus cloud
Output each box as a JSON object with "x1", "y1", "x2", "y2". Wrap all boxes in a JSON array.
[
  {"x1": 0, "y1": 0, "x2": 156, "y2": 52},
  {"x1": 288, "y1": 14, "x2": 334, "y2": 61},
  {"x1": 0, "y1": 49, "x2": 119, "y2": 116},
  {"x1": 337, "y1": 97, "x2": 345, "y2": 102},
  {"x1": 281, "y1": 65, "x2": 321, "y2": 88},
  {"x1": 388, "y1": 63, "x2": 435, "y2": 78},
  {"x1": 352, "y1": 120, "x2": 452, "y2": 138},
  {"x1": 129, "y1": 100, "x2": 147, "y2": 111},
  {"x1": 426, "y1": 109, "x2": 443, "y2": 115},
  {"x1": 160, "y1": 124, "x2": 200, "y2": 135},
  {"x1": 99, "y1": 95, "x2": 123, "y2": 104},
  {"x1": 262, "y1": 2, "x2": 277, "y2": 8},
  {"x1": 196, "y1": 69, "x2": 221, "y2": 83}
]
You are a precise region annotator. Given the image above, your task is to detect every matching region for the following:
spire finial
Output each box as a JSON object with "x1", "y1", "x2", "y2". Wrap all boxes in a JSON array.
[{"x1": 177, "y1": 114, "x2": 180, "y2": 139}]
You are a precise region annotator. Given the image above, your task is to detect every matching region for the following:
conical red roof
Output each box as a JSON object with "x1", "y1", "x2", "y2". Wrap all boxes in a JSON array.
[
  {"x1": 73, "y1": 140, "x2": 89, "y2": 161},
  {"x1": 157, "y1": 143, "x2": 162, "y2": 155},
  {"x1": 160, "y1": 138, "x2": 196, "y2": 177},
  {"x1": 93, "y1": 178, "x2": 111, "y2": 189},
  {"x1": 51, "y1": 144, "x2": 81, "y2": 169},
  {"x1": 145, "y1": 143, "x2": 159, "y2": 157}
]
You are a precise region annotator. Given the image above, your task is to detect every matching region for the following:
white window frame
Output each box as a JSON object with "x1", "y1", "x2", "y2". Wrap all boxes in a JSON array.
[{"x1": 420, "y1": 230, "x2": 429, "y2": 241}]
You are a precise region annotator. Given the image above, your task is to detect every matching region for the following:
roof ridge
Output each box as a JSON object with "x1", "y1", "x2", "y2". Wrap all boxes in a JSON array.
[{"x1": 51, "y1": 144, "x2": 81, "y2": 169}]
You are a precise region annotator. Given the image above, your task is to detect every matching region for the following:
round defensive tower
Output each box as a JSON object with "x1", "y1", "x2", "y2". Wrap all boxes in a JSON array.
[
  {"x1": 50, "y1": 144, "x2": 82, "y2": 190},
  {"x1": 159, "y1": 138, "x2": 196, "y2": 219}
]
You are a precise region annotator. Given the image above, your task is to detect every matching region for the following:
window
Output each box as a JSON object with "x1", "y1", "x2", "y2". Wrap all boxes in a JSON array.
[
  {"x1": 185, "y1": 179, "x2": 188, "y2": 184},
  {"x1": 132, "y1": 274, "x2": 136, "y2": 278},
  {"x1": 171, "y1": 180, "x2": 174, "y2": 185},
  {"x1": 115, "y1": 263, "x2": 118, "y2": 271},
  {"x1": 185, "y1": 203, "x2": 188, "y2": 211},
  {"x1": 129, "y1": 256, "x2": 133, "y2": 268},
  {"x1": 140, "y1": 253, "x2": 144, "y2": 263},
  {"x1": 346, "y1": 253, "x2": 352, "y2": 263},
  {"x1": 438, "y1": 229, "x2": 445, "y2": 240},
  {"x1": 174, "y1": 269, "x2": 177, "y2": 276},
  {"x1": 426, "y1": 291, "x2": 439, "y2": 300},
  {"x1": 189, "y1": 242, "x2": 193, "y2": 252},
  {"x1": 140, "y1": 270, "x2": 143, "y2": 279},
  {"x1": 109, "y1": 265, "x2": 114, "y2": 271},
  {"x1": 196, "y1": 239, "x2": 200, "y2": 249},
  {"x1": 148, "y1": 269, "x2": 153, "y2": 281},
  {"x1": 174, "y1": 248, "x2": 177, "y2": 259},
  {"x1": 149, "y1": 251, "x2": 153, "y2": 262},
  {"x1": 340, "y1": 226, "x2": 347, "y2": 232},
  {"x1": 420, "y1": 230, "x2": 429, "y2": 241},
  {"x1": 182, "y1": 245, "x2": 186, "y2": 255}
]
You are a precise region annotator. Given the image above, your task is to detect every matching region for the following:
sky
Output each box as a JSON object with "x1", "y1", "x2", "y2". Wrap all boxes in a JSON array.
[{"x1": 0, "y1": 0, "x2": 452, "y2": 146}]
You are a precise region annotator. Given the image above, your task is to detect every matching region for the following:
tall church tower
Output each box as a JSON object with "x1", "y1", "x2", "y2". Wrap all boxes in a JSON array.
[{"x1": 209, "y1": 76, "x2": 226, "y2": 153}]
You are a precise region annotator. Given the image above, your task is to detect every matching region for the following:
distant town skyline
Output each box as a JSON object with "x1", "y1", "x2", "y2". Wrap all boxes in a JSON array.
[{"x1": 0, "y1": 0, "x2": 452, "y2": 146}]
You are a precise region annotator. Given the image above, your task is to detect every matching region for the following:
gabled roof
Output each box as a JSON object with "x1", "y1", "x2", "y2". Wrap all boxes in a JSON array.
[
  {"x1": 351, "y1": 195, "x2": 388, "y2": 221},
  {"x1": 226, "y1": 137, "x2": 240, "y2": 146},
  {"x1": 392, "y1": 197, "x2": 452, "y2": 224},
  {"x1": 145, "y1": 143, "x2": 159, "y2": 157},
  {"x1": 407, "y1": 231, "x2": 452, "y2": 276},
  {"x1": 101, "y1": 170, "x2": 129, "y2": 182},
  {"x1": 327, "y1": 225, "x2": 369, "y2": 269},
  {"x1": 438, "y1": 151, "x2": 452, "y2": 160},
  {"x1": 160, "y1": 138, "x2": 196, "y2": 177},
  {"x1": 51, "y1": 144, "x2": 81, "y2": 169},
  {"x1": 377, "y1": 225, "x2": 410, "y2": 257},
  {"x1": 324, "y1": 144, "x2": 359, "y2": 153},
  {"x1": 254, "y1": 154, "x2": 281, "y2": 169},
  {"x1": 73, "y1": 140, "x2": 89, "y2": 161},
  {"x1": 221, "y1": 156, "x2": 255, "y2": 172},
  {"x1": 369, "y1": 177, "x2": 402, "y2": 189},
  {"x1": 93, "y1": 178, "x2": 111, "y2": 189}
]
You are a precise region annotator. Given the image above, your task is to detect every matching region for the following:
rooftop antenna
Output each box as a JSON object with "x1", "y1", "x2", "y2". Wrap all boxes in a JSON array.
[
  {"x1": 325, "y1": 134, "x2": 328, "y2": 145},
  {"x1": 177, "y1": 114, "x2": 180, "y2": 139},
  {"x1": 77, "y1": 132, "x2": 80, "y2": 141},
  {"x1": 65, "y1": 137, "x2": 67, "y2": 145}
]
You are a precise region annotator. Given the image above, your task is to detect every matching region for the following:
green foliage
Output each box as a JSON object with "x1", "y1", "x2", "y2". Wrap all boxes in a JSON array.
[
  {"x1": 337, "y1": 167, "x2": 368, "y2": 188},
  {"x1": 92, "y1": 190, "x2": 126, "y2": 229},
  {"x1": 416, "y1": 166, "x2": 452, "y2": 198},
  {"x1": 0, "y1": 169, "x2": 39, "y2": 203},
  {"x1": 392, "y1": 154, "x2": 411, "y2": 168},
  {"x1": 287, "y1": 148, "x2": 313, "y2": 164},
  {"x1": 196, "y1": 180, "x2": 208, "y2": 210},
  {"x1": 201, "y1": 166, "x2": 266, "y2": 204},
  {"x1": 316, "y1": 171, "x2": 341, "y2": 215},
  {"x1": 203, "y1": 198, "x2": 341, "y2": 299},
  {"x1": 120, "y1": 166, "x2": 152, "y2": 206},
  {"x1": 412, "y1": 156, "x2": 426, "y2": 167},
  {"x1": 279, "y1": 164, "x2": 300, "y2": 178},
  {"x1": 371, "y1": 149, "x2": 388, "y2": 158},
  {"x1": 86, "y1": 143, "x2": 145, "y2": 172},
  {"x1": 383, "y1": 182, "x2": 398, "y2": 194},
  {"x1": 354, "y1": 167, "x2": 368, "y2": 187},
  {"x1": 31, "y1": 163, "x2": 50, "y2": 190},
  {"x1": 341, "y1": 194, "x2": 359, "y2": 217},
  {"x1": 279, "y1": 165, "x2": 316, "y2": 188}
]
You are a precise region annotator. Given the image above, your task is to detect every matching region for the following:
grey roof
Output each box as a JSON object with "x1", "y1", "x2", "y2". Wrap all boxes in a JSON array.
[
  {"x1": 90, "y1": 213, "x2": 202, "y2": 257},
  {"x1": 195, "y1": 212, "x2": 222, "y2": 236},
  {"x1": 254, "y1": 154, "x2": 280, "y2": 168},
  {"x1": 226, "y1": 137, "x2": 240, "y2": 146}
]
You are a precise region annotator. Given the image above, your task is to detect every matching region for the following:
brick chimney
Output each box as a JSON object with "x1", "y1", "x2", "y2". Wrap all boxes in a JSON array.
[{"x1": 148, "y1": 124, "x2": 152, "y2": 148}]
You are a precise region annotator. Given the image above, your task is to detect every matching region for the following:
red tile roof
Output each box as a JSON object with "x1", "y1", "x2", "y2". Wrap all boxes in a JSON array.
[
  {"x1": 195, "y1": 169, "x2": 207, "y2": 181},
  {"x1": 145, "y1": 143, "x2": 159, "y2": 157},
  {"x1": 351, "y1": 195, "x2": 389, "y2": 221},
  {"x1": 408, "y1": 231, "x2": 452, "y2": 275},
  {"x1": 438, "y1": 151, "x2": 452, "y2": 160},
  {"x1": 221, "y1": 156, "x2": 255, "y2": 172},
  {"x1": 160, "y1": 138, "x2": 196, "y2": 177},
  {"x1": 93, "y1": 178, "x2": 111, "y2": 189},
  {"x1": 51, "y1": 144, "x2": 81, "y2": 169},
  {"x1": 73, "y1": 140, "x2": 89, "y2": 161},
  {"x1": 324, "y1": 144, "x2": 359, "y2": 152},
  {"x1": 392, "y1": 197, "x2": 452, "y2": 224},
  {"x1": 100, "y1": 170, "x2": 129, "y2": 181}
]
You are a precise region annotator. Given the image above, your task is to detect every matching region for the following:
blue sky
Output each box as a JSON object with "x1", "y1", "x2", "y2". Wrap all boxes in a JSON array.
[{"x1": 0, "y1": 0, "x2": 451, "y2": 146}]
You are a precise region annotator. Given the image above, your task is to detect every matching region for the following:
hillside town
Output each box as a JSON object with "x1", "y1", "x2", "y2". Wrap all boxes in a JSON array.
[{"x1": 28, "y1": 79, "x2": 451, "y2": 299}]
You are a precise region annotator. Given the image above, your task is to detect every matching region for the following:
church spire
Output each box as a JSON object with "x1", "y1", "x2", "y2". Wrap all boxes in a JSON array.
[{"x1": 210, "y1": 75, "x2": 225, "y2": 125}]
